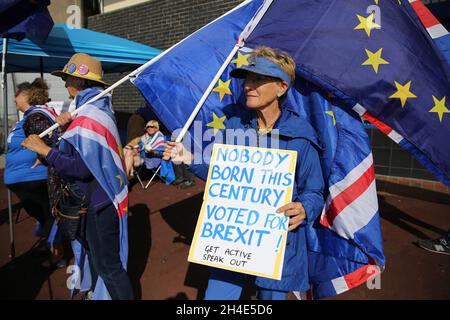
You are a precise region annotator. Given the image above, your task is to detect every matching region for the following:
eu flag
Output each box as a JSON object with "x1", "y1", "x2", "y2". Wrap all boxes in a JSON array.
[{"x1": 245, "y1": 0, "x2": 450, "y2": 186}]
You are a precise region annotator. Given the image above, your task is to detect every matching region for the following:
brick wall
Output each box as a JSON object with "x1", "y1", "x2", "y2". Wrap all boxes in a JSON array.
[
  {"x1": 376, "y1": 175, "x2": 450, "y2": 204},
  {"x1": 368, "y1": 128, "x2": 437, "y2": 181},
  {"x1": 88, "y1": 0, "x2": 244, "y2": 113}
]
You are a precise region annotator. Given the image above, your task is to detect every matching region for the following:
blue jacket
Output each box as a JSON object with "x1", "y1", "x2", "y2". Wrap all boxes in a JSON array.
[
  {"x1": 4, "y1": 106, "x2": 51, "y2": 185},
  {"x1": 189, "y1": 104, "x2": 325, "y2": 292}
]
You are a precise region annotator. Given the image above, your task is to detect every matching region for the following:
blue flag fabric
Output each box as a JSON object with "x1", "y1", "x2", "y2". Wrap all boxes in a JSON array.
[
  {"x1": 245, "y1": 0, "x2": 450, "y2": 187},
  {"x1": 133, "y1": 0, "x2": 387, "y2": 298},
  {"x1": 133, "y1": 0, "x2": 264, "y2": 152},
  {"x1": 160, "y1": 160, "x2": 176, "y2": 185},
  {"x1": 69, "y1": 239, "x2": 92, "y2": 298},
  {"x1": 0, "y1": 0, "x2": 53, "y2": 43},
  {"x1": 436, "y1": 35, "x2": 450, "y2": 68},
  {"x1": 160, "y1": 136, "x2": 176, "y2": 184}
]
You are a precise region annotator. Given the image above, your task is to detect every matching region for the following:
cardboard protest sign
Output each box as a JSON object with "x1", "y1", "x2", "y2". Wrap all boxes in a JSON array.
[{"x1": 188, "y1": 143, "x2": 297, "y2": 280}]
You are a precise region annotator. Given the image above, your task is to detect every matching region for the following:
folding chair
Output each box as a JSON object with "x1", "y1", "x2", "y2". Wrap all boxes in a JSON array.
[
  {"x1": 133, "y1": 164, "x2": 147, "y2": 189},
  {"x1": 134, "y1": 156, "x2": 165, "y2": 189}
]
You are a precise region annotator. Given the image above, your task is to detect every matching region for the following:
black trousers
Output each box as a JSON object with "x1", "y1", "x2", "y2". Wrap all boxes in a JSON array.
[
  {"x1": 173, "y1": 163, "x2": 195, "y2": 182},
  {"x1": 7, "y1": 180, "x2": 54, "y2": 239},
  {"x1": 86, "y1": 203, "x2": 134, "y2": 300}
]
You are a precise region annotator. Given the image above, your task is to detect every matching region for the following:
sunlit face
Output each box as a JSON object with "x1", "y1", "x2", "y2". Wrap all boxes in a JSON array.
[
  {"x1": 244, "y1": 72, "x2": 288, "y2": 110},
  {"x1": 146, "y1": 124, "x2": 158, "y2": 135},
  {"x1": 15, "y1": 90, "x2": 30, "y2": 112}
]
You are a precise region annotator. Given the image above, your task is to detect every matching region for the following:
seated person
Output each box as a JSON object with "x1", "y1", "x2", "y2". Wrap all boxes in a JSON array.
[{"x1": 124, "y1": 120, "x2": 165, "y2": 177}]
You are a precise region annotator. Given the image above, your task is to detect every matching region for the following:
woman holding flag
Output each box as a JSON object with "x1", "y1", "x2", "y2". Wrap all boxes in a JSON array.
[
  {"x1": 164, "y1": 47, "x2": 325, "y2": 300},
  {"x1": 22, "y1": 53, "x2": 133, "y2": 300}
]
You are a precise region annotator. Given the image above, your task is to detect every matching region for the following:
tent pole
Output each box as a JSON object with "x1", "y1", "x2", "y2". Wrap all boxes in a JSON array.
[
  {"x1": 40, "y1": 57, "x2": 43, "y2": 79},
  {"x1": 1, "y1": 38, "x2": 8, "y2": 150},
  {"x1": 2, "y1": 38, "x2": 15, "y2": 259}
]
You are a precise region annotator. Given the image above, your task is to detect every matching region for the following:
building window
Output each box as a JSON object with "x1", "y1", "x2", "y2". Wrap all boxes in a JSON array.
[{"x1": 101, "y1": 0, "x2": 151, "y2": 13}]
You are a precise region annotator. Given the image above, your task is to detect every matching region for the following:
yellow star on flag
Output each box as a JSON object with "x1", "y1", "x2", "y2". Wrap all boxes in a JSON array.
[
  {"x1": 231, "y1": 52, "x2": 250, "y2": 68},
  {"x1": 354, "y1": 13, "x2": 381, "y2": 37},
  {"x1": 116, "y1": 174, "x2": 123, "y2": 187},
  {"x1": 428, "y1": 96, "x2": 450, "y2": 123},
  {"x1": 389, "y1": 81, "x2": 417, "y2": 108},
  {"x1": 207, "y1": 112, "x2": 226, "y2": 135},
  {"x1": 213, "y1": 79, "x2": 232, "y2": 101},
  {"x1": 373, "y1": 1, "x2": 402, "y2": 7},
  {"x1": 362, "y1": 48, "x2": 389, "y2": 74},
  {"x1": 325, "y1": 110, "x2": 336, "y2": 126}
]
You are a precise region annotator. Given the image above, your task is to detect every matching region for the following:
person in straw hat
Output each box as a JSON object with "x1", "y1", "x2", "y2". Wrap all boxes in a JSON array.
[{"x1": 22, "y1": 53, "x2": 134, "y2": 300}]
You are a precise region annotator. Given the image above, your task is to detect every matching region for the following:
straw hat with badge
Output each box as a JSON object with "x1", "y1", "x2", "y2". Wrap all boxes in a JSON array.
[{"x1": 51, "y1": 53, "x2": 109, "y2": 87}]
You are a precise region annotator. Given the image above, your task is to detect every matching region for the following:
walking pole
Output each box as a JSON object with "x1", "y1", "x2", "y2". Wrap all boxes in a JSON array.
[{"x1": 144, "y1": 167, "x2": 160, "y2": 189}]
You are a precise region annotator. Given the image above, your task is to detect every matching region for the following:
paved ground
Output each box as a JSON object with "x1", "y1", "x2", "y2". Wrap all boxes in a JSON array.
[{"x1": 1, "y1": 171, "x2": 449, "y2": 300}]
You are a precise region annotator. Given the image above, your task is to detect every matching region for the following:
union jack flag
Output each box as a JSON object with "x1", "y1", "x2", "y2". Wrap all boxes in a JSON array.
[{"x1": 63, "y1": 88, "x2": 128, "y2": 300}]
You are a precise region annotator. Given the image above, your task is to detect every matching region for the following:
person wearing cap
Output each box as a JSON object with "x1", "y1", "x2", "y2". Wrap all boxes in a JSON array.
[
  {"x1": 164, "y1": 47, "x2": 325, "y2": 300},
  {"x1": 123, "y1": 119, "x2": 165, "y2": 177},
  {"x1": 22, "y1": 53, "x2": 134, "y2": 300}
]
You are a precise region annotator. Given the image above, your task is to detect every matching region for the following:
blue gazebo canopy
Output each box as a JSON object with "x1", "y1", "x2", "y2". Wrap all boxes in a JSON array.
[{"x1": 0, "y1": 24, "x2": 161, "y2": 73}]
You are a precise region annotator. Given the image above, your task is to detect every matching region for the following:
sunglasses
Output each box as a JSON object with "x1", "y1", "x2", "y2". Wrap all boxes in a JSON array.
[{"x1": 146, "y1": 125, "x2": 157, "y2": 129}]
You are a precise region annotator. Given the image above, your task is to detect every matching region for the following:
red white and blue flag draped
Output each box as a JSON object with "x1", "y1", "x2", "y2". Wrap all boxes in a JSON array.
[
  {"x1": 138, "y1": 131, "x2": 165, "y2": 157},
  {"x1": 28, "y1": 104, "x2": 63, "y2": 245},
  {"x1": 133, "y1": 0, "x2": 449, "y2": 298},
  {"x1": 141, "y1": 130, "x2": 170, "y2": 174},
  {"x1": 62, "y1": 90, "x2": 129, "y2": 300},
  {"x1": 29, "y1": 104, "x2": 58, "y2": 121},
  {"x1": 409, "y1": 0, "x2": 450, "y2": 69}
]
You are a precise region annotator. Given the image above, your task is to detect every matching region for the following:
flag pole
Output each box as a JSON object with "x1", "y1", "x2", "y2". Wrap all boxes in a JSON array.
[
  {"x1": 39, "y1": 0, "x2": 274, "y2": 188},
  {"x1": 144, "y1": 42, "x2": 242, "y2": 189},
  {"x1": 38, "y1": 59, "x2": 151, "y2": 138},
  {"x1": 171, "y1": 0, "x2": 275, "y2": 143},
  {"x1": 38, "y1": 0, "x2": 259, "y2": 139},
  {"x1": 173, "y1": 44, "x2": 242, "y2": 143},
  {"x1": 143, "y1": 0, "x2": 275, "y2": 187}
]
